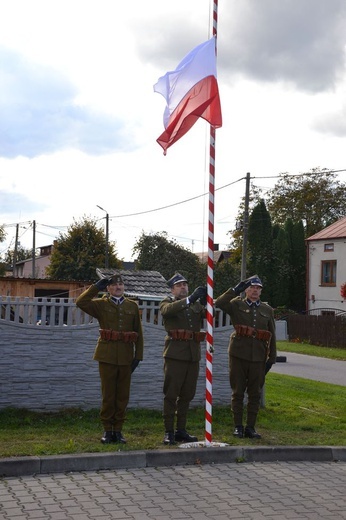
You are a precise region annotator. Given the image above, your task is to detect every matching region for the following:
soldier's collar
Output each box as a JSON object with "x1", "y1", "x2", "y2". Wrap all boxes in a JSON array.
[
  {"x1": 111, "y1": 296, "x2": 125, "y2": 305},
  {"x1": 246, "y1": 298, "x2": 260, "y2": 307}
]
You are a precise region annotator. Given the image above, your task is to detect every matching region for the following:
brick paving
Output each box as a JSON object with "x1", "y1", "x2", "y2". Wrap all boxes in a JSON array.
[{"x1": 1, "y1": 461, "x2": 345, "y2": 520}]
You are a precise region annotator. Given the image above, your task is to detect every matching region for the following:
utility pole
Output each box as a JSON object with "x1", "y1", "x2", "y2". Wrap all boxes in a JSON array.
[
  {"x1": 241, "y1": 172, "x2": 251, "y2": 280},
  {"x1": 97, "y1": 206, "x2": 109, "y2": 268},
  {"x1": 13, "y1": 224, "x2": 19, "y2": 276},
  {"x1": 32, "y1": 220, "x2": 36, "y2": 278}
]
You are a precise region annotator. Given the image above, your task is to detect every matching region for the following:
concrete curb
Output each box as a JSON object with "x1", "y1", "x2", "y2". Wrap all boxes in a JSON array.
[{"x1": 1, "y1": 446, "x2": 345, "y2": 478}]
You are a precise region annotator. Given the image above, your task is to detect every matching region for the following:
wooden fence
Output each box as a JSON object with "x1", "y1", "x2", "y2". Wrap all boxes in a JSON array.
[{"x1": 287, "y1": 314, "x2": 346, "y2": 348}]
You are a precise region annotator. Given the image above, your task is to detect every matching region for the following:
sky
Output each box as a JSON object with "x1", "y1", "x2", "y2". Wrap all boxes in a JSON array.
[{"x1": 1, "y1": 0, "x2": 346, "y2": 262}]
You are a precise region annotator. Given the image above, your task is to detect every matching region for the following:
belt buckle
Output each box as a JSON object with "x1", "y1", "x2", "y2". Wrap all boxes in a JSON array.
[{"x1": 251, "y1": 330, "x2": 257, "y2": 338}]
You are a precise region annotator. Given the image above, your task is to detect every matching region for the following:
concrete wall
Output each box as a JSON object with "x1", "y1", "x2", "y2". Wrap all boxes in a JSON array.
[{"x1": 0, "y1": 320, "x2": 287, "y2": 412}]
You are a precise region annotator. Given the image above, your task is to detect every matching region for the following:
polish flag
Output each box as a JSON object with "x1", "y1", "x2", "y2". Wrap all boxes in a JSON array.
[{"x1": 154, "y1": 37, "x2": 222, "y2": 154}]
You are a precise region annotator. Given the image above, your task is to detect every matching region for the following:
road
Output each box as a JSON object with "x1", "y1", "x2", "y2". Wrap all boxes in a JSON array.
[{"x1": 273, "y1": 350, "x2": 346, "y2": 386}]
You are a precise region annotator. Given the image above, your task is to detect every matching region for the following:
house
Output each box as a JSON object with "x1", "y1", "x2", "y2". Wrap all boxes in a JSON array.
[
  {"x1": 306, "y1": 216, "x2": 346, "y2": 314},
  {"x1": 0, "y1": 270, "x2": 170, "y2": 302},
  {"x1": 13, "y1": 244, "x2": 53, "y2": 279},
  {"x1": 95, "y1": 269, "x2": 170, "y2": 301},
  {"x1": 195, "y1": 245, "x2": 231, "y2": 264}
]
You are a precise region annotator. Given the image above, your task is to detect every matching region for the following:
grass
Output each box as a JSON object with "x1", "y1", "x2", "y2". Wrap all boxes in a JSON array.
[
  {"x1": 277, "y1": 340, "x2": 346, "y2": 360},
  {"x1": 0, "y1": 341, "x2": 345, "y2": 458}
]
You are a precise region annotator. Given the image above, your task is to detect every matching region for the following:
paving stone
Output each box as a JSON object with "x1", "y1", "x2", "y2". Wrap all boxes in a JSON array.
[{"x1": 1, "y1": 462, "x2": 346, "y2": 519}]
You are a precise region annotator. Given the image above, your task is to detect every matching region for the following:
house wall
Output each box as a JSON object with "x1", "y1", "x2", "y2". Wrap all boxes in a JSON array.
[
  {"x1": 14, "y1": 256, "x2": 51, "y2": 279},
  {"x1": 0, "y1": 277, "x2": 86, "y2": 299},
  {"x1": 307, "y1": 238, "x2": 346, "y2": 313}
]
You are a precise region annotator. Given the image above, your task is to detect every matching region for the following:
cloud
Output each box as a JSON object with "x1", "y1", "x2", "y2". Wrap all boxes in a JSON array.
[
  {"x1": 137, "y1": 0, "x2": 346, "y2": 94},
  {"x1": 0, "y1": 48, "x2": 133, "y2": 159},
  {"x1": 0, "y1": 190, "x2": 47, "y2": 215},
  {"x1": 313, "y1": 104, "x2": 346, "y2": 137},
  {"x1": 218, "y1": 0, "x2": 346, "y2": 92}
]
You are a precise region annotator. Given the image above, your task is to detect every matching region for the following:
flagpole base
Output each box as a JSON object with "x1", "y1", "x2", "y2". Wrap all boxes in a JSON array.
[{"x1": 178, "y1": 441, "x2": 229, "y2": 449}]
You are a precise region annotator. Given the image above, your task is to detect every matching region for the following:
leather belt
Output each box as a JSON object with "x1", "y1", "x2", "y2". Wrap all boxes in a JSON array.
[
  {"x1": 99, "y1": 329, "x2": 138, "y2": 342},
  {"x1": 168, "y1": 329, "x2": 207, "y2": 342},
  {"x1": 234, "y1": 324, "x2": 271, "y2": 342}
]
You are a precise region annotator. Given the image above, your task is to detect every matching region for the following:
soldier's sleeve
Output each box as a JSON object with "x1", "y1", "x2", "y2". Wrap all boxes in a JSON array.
[
  {"x1": 159, "y1": 296, "x2": 189, "y2": 317},
  {"x1": 215, "y1": 288, "x2": 237, "y2": 314},
  {"x1": 267, "y1": 309, "x2": 277, "y2": 363},
  {"x1": 75, "y1": 285, "x2": 101, "y2": 319},
  {"x1": 134, "y1": 305, "x2": 144, "y2": 361}
]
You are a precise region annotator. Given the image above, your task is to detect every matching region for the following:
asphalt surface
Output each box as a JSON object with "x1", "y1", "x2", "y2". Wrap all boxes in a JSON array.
[
  {"x1": 0, "y1": 352, "x2": 345, "y2": 519},
  {"x1": 273, "y1": 350, "x2": 346, "y2": 386}
]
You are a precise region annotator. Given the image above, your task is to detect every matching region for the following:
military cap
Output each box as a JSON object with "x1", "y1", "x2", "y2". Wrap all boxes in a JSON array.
[
  {"x1": 109, "y1": 274, "x2": 124, "y2": 285},
  {"x1": 167, "y1": 272, "x2": 188, "y2": 288},
  {"x1": 248, "y1": 274, "x2": 263, "y2": 287}
]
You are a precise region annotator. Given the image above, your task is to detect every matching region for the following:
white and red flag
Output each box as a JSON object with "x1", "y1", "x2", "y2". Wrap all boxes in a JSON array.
[{"x1": 154, "y1": 37, "x2": 222, "y2": 154}]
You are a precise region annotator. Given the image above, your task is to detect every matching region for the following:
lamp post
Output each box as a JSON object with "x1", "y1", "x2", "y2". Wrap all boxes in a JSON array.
[{"x1": 97, "y1": 205, "x2": 109, "y2": 268}]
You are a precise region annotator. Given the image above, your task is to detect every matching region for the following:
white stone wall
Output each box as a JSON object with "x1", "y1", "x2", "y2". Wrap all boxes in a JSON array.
[{"x1": 0, "y1": 320, "x2": 287, "y2": 412}]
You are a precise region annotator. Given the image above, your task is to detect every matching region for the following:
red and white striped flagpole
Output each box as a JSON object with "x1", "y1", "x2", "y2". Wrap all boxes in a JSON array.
[{"x1": 205, "y1": 0, "x2": 219, "y2": 446}]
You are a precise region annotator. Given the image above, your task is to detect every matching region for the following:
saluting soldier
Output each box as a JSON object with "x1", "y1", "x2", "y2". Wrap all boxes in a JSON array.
[
  {"x1": 76, "y1": 274, "x2": 143, "y2": 444},
  {"x1": 215, "y1": 275, "x2": 276, "y2": 440},
  {"x1": 160, "y1": 273, "x2": 207, "y2": 445}
]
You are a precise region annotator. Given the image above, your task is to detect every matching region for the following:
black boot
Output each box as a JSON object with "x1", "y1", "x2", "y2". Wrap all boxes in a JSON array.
[
  {"x1": 163, "y1": 431, "x2": 176, "y2": 445},
  {"x1": 174, "y1": 429, "x2": 198, "y2": 443},
  {"x1": 114, "y1": 431, "x2": 126, "y2": 444},
  {"x1": 244, "y1": 426, "x2": 261, "y2": 439},
  {"x1": 101, "y1": 431, "x2": 115, "y2": 444},
  {"x1": 233, "y1": 425, "x2": 244, "y2": 438}
]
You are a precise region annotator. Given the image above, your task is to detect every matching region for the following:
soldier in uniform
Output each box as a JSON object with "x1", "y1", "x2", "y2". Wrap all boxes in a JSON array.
[
  {"x1": 215, "y1": 275, "x2": 276, "y2": 439},
  {"x1": 76, "y1": 274, "x2": 143, "y2": 444},
  {"x1": 159, "y1": 273, "x2": 207, "y2": 445}
]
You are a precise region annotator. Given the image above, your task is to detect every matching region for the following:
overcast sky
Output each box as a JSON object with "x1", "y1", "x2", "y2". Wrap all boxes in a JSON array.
[{"x1": 1, "y1": 0, "x2": 346, "y2": 262}]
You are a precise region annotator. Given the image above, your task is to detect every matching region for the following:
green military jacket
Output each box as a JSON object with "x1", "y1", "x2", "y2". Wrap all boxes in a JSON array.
[
  {"x1": 76, "y1": 285, "x2": 144, "y2": 365},
  {"x1": 159, "y1": 296, "x2": 205, "y2": 362},
  {"x1": 215, "y1": 288, "x2": 276, "y2": 363}
]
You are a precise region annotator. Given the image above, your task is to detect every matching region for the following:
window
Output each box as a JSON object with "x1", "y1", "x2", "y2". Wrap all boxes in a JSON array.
[
  {"x1": 321, "y1": 260, "x2": 336, "y2": 286},
  {"x1": 324, "y1": 243, "x2": 334, "y2": 252}
]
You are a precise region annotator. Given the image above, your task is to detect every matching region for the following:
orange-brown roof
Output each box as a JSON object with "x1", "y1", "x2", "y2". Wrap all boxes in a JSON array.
[{"x1": 306, "y1": 216, "x2": 346, "y2": 241}]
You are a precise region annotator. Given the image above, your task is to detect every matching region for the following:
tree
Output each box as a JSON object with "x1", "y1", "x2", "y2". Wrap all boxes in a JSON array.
[
  {"x1": 0, "y1": 225, "x2": 7, "y2": 275},
  {"x1": 4, "y1": 245, "x2": 32, "y2": 265},
  {"x1": 133, "y1": 231, "x2": 206, "y2": 287},
  {"x1": 285, "y1": 219, "x2": 306, "y2": 310},
  {"x1": 227, "y1": 182, "x2": 263, "y2": 256},
  {"x1": 214, "y1": 258, "x2": 238, "y2": 298},
  {"x1": 270, "y1": 225, "x2": 291, "y2": 307},
  {"x1": 0, "y1": 225, "x2": 5, "y2": 245},
  {"x1": 247, "y1": 200, "x2": 274, "y2": 302},
  {"x1": 46, "y1": 216, "x2": 121, "y2": 281},
  {"x1": 267, "y1": 169, "x2": 346, "y2": 237}
]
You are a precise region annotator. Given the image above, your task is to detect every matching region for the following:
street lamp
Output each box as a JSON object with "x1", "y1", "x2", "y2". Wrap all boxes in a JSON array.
[{"x1": 97, "y1": 205, "x2": 109, "y2": 268}]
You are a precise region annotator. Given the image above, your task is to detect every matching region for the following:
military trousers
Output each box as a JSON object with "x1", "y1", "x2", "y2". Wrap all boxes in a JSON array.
[
  {"x1": 98, "y1": 361, "x2": 132, "y2": 431},
  {"x1": 163, "y1": 358, "x2": 199, "y2": 431},
  {"x1": 229, "y1": 355, "x2": 266, "y2": 427}
]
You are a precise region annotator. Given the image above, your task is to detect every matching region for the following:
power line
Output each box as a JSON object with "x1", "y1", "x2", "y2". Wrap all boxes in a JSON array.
[
  {"x1": 110, "y1": 177, "x2": 245, "y2": 219},
  {"x1": 108, "y1": 168, "x2": 346, "y2": 219}
]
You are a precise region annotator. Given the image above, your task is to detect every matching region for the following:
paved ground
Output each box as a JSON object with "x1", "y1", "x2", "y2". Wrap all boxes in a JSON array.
[
  {"x1": 1, "y1": 461, "x2": 345, "y2": 519},
  {"x1": 1, "y1": 352, "x2": 345, "y2": 519}
]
